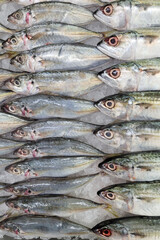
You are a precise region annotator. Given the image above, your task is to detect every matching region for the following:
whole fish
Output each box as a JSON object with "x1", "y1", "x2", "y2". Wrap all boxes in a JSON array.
[
  {"x1": 0, "y1": 215, "x2": 90, "y2": 237},
  {"x1": 4, "y1": 174, "x2": 97, "y2": 195},
  {"x1": 94, "y1": 0, "x2": 160, "y2": 30},
  {"x1": 4, "y1": 71, "x2": 102, "y2": 96},
  {"x1": 5, "y1": 195, "x2": 109, "y2": 216},
  {"x1": 98, "y1": 181, "x2": 160, "y2": 216},
  {"x1": 13, "y1": 138, "x2": 103, "y2": 158},
  {"x1": 0, "y1": 90, "x2": 18, "y2": 104},
  {"x1": 99, "y1": 59, "x2": 160, "y2": 92},
  {"x1": 0, "y1": 139, "x2": 24, "y2": 156},
  {"x1": 0, "y1": 113, "x2": 29, "y2": 135},
  {"x1": 10, "y1": 44, "x2": 111, "y2": 72},
  {"x1": 98, "y1": 29, "x2": 160, "y2": 60},
  {"x1": 0, "y1": 69, "x2": 22, "y2": 87},
  {"x1": 94, "y1": 121, "x2": 160, "y2": 152},
  {"x1": 2, "y1": 94, "x2": 97, "y2": 119},
  {"x1": 3, "y1": 119, "x2": 98, "y2": 141},
  {"x1": 95, "y1": 91, "x2": 160, "y2": 121},
  {"x1": 92, "y1": 216, "x2": 160, "y2": 240},
  {"x1": 2, "y1": 23, "x2": 106, "y2": 52},
  {"x1": 8, "y1": 2, "x2": 94, "y2": 27},
  {"x1": 5, "y1": 156, "x2": 102, "y2": 177},
  {"x1": 99, "y1": 151, "x2": 160, "y2": 181}
]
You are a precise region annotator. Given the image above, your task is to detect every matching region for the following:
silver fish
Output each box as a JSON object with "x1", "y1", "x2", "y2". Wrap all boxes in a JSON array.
[
  {"x1": 2, "y1": 94, "x2": 97, "y2": 119},
  {"x1": 10, "y1": 44, "x2": 111, "y2": 72},
  {"x1": 0, "y1": 139, "x2": 24, "y2": 156},
  {"x1": 8, "y1": 2, "x2": 94, "y2": 27},
  {"x1": 0, "y1": 69, "x2": 23, "y2": 88},
  {"x1": 0, "y1": 23, "x2": 15, "y2": 34},
  {"x1": 0, "y1": 90, "x2": 18, "y2": 104},
  {"x1": 0, "y1": 158, "x2": 20, "y2": 170},
  {"x1": 4, "y1": 71, "x2": 102, "y2": 96}
]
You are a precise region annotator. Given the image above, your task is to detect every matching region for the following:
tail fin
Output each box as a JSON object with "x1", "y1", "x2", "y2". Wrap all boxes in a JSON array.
[
  {"x1": 0, "y1": 23, "x2": 15, "y2": 34},
  {"x1": 0, "y1": 52, "x2": 17, "y2": 61}
]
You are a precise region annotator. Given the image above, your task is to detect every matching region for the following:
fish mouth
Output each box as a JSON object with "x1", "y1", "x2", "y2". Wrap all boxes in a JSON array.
[{"x1": 97, "y1": 41, "x2": 112, "y2": 57}]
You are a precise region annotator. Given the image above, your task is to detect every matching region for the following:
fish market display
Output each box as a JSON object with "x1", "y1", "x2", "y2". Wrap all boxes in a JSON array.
[
  {"x1": 98, "y1": 180, "x2": 160, "y2": 216},
  {"x1": 2, "y1": 94, "x2": 97, "y2": 119},
  {"x1": 97, "y1": 29, "x2": 160, "y2": 60},
  {"x1": 3, "y1": 174, "x2": 97, "y2": 195},
  {"x1": 99, "y1": 59, "x2": 160, "y2": 92},
  {"x1": 5, "y1": 156, "x2": 102, "y2": 177},
  {"x1": 95, "y1": 121, "x2": 160, "y2": 152},
  {"x1": 95, "y1": 91, "x2": 160, "y2": 121},
  {"x1": 0, "y1": 215, "x2": 90, "y2": 237},
  {"x1": 94, "y1": 0, "x2": 160, "y2": 30},
  {"x1": 10, "y1": 44, "x2": 111, "y2": 72},
  {"x1": 13, "y1": 138, "x2": 103, "y2": 158},
  {"x1": 2, "y1": 23, "x2": 106, "y2": 52},
  {"x1": 0, "y1": 139, "x2": 23, "y2": 156},
  {"x1": 99, "y1": 151, "x2": 160, "y2": 181},
  {"x1": 8, "y1": 2, "x2": 94, "y2": 27},
  {"x1": 3, "y1": 119, "x2": 98, "y2": 141},
  {"x1": 4, "y1": 71, "x2": 102, "y2": 96},
  {"x1": 92, "y1": 216, "x2": 160, "y2": 239}
]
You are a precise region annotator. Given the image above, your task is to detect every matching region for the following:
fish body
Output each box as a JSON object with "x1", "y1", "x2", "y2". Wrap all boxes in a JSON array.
[
  {"x1": 0, "y1": 139, "x2": 24, "y2": 156},
  {"x1": 99, "y1": 151, "x2": 160, "y2": 181},
  {"x1": 95, "y1": 121, "x2": 160, "y2": 152},
  {"x1": 8, "y1": 2, "x2": 94, "y2": 27},
  {"x1": 98, "y1": 181, "x2": 160, "y2": 216},
  {"x1": 5, "y1": 71, "x2": 102, "y2": 96},
  {"x1": 13, "y1": 138, "x2": 103, "y2": 158},
  {"x1": 4, "y1": 174, "x2": 97, "y2": 195},
  {"x1": 5, "y1": 156, "x2": 102, "y2": 177},
  {"x1": 99, "y1": 59, "x2": 160, "y2": 92},
  {"x1": 95, "y1": 91, "x2": 160, "y2": 121},
  {"x1": 2, "y1": 94, "x2": 97, "y2": 119},
  {"x1": 98, "y1": 29, "x2": 160, "y2": 60},
  {"x1": 10, "y1": 44, "x2": 111, "y2": 72},
  {"x1": 3, "y1": 119, "x2": 97, "y2": 141},
  {"x1": 0, "y1": 215, "x2": 90, "y2": 237},
  {"x1": 92, "y1": 216, "x2": 160, "y2": 240},
  {"x1": 3, "y1": 23, "x2": 103, "y2": 52}
]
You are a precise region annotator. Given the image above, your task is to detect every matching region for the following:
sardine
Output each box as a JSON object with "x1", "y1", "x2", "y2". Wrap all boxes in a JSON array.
[
  {"x1": 98, "y1": 180, "x2": 160, "y2": 216},
  {"x1": 95, "y1": 91, "x2": 160, "y2": 121},
  {"x1": 10, "y1": 44, "x2": 111, "y2": 72},
  {"x1": 2, "y1": 23, "x2": 106, "y2": 52},
  {"x1": 0, "y1": 90, "x2": 18, "y2": 104},
  {"x1": 94, "y1": 0, "x2": 160, "y2": 30},
  {"x1": 99, "y1": 151, "x2": 160, "y2": 181},
  {"x1": 98, "y1": 29, "x2": 160, "y2": 60},
  {"x1": 4, "y1": 71, "x2": 102, "y2": 96},
  {"x1": 0, "y1": 23, "x2": 15, "y2": 34},
  {"x1": 94, "y1": 121, "x2": 160, "y2": 152},
  {"x1": 5, "y1": 156, "x2": 102, "y2": 177},
  {"x1": 99, "y1": 59, "x2": 160, "y2": 92},
  {"x1": 0, "y1": 139, "x2": 24, "y2": 156},
  {"x1": 0, "y1": 69, "x2": 22, "y2": 87},
  {"x1": 8, "y1": 2, "x2": 94, "y2": 27},
  {"x1": 92, "y1": 216, "x2": 160, "y2": 240},
  {"x1": 0, "y1": 215, "x2": 90, "y2": 237},
  {"x1": 0, "y1": 158, "x2": 20, "y2": 170},
  {"x1": 2, "y1": 94, "x2": 97, "y2": 119},
  {"x1": 4, "y1": 174, "x2": 97, "y2": 195}
]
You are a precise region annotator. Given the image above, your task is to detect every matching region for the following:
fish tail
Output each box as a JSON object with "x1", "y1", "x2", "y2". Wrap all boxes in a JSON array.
[
  {"x1": 102, "y1": 204, "x2": 119, "y2": 217},
  {"x1": 0, "y1": 23, "x2": 15, "y2": 34},
  {"x1": 0, "y1": 51, "x2": 17, "y2": 60},
  {"x1": 101, "y1": 30, "x2": 116, "y2": 38}
]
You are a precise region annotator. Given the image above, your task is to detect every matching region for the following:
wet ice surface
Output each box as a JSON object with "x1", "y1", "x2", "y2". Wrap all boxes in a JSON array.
[{"x1": 0, "y1": 2, "x2": 128, "y2": 240}]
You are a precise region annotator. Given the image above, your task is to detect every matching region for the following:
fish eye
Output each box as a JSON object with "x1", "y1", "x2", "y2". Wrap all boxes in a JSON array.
[
  {"x1": 106, "y1": 191, "x2": 116, "y2": 200},
  {"x1": 108, "y1": 68, "x2": 121, "y2": 79},
  {"x1": 100, "y1": 229, "x2": 112, "y2": 237},
  {"x1": 104, "y1": 100, "x2": 115, "y2": 109},
  {"x1": 14, "y1": 12, "x2": 22, "y2": 20},
  {"x1": 11, "y1": 37, "x2": 17, "y2": 45},
  {"x1": 104, "y1": 130, "x2": 114, "y2": 139},
  {"x1": 103, "y1": 5, "x2": 113, "y2": 16},
  {"x1": 13, "y1": 168, "x2": 21, "y2": 175},
  {"x1": 16, "y1": 55, "x2": 23, "y2": 64},
  {"x1": 9, "y1": 105, "x2": 16, "y2": 112},
  {"x1": 17, "y1": 129, "x2": 25, "y2": 136},
  {"x1": 13, "y1": 79, "x2": 21, "y2": 86},
  {"x1": 13, "y1": 189, "x2": 20, "y2": 194},
  {"x1": 18, "y1": 148, "x2": 29, "y2": 156},
  {"x1": 105, "y1": 36, "x2": 119, "y2": 47},
  {"x1": 107, "y1": 163, "x2": 117, "y2": 171}
]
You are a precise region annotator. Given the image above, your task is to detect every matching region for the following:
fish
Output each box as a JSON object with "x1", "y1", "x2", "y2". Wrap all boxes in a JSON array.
[
  {"x1": 4, "y1": 71, "x2": 102, "y2": 96},
  {"x1": 3, "y1": 119, "x2": 98, "y2": 141},
  {"x1": 98, "y1": 59, "x2": 160, "y2": 92},
  {"x1": 98, "y1": 180, "x2": 160, "y2": 216},
  {"x1": 0, "y1": 69, "x2": 22, "y2": 87},
  {"x1": 3, "y1": 174, "x2": 98, "y2": 195},
  {"x1": 13, "y1": 138, "x2": 104, "y2": 158},
  {"x1": 99, "y1": 151, "x2": 160, "y2": 181},
  {"x1": 97, "y1": 29, "x2": 160, "y2": 60},
  {"x1": 0, "y1": 90, "x2": 18, "y2": 104},
  {"x1": 95, "y1": 91, "x2": 160, "y2": 121},
  {"x1": 92, "y1": 216, "x2": 160, "y2": 240},
  {"x1": 0, "y1": 139, "x2": 24, "y2": 157},
  {"x1": 2, "y1": 94, "x2": 97, "y2": 119},
  {"x1": 7, "y1": 2, "x2": 94, "y2": 27},
  {"x1": 94, "y1": 0, "x2": 160, "y2": 30},
  {"x1": 5, "y1": 156, "x2": 102, "y2": 177},
  {"x1": 5, "y1": 195, "x2": 110, "y2": 216},
  {"x1": 2, "y1": 23, "x2": 107, "y2": 52},
  {"x1": 10, "y1": 44, "x2": 112, "y2": 72},
  {"x1": 0, "y1": 215, "x2": 90, "y2": 237},
  {"x1": 94, "y1": 121, "x2": 160, "y2": 152},
  {"x1": 0, "y1": 158, "x2": 20, "y2": 170},
  {"x1": 0, "y1": 23, "x2": 15, "y2": 34}
]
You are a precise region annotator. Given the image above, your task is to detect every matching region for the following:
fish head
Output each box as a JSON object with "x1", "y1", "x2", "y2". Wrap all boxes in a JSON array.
[
  {"x1": 5, "y1": 198, "x2": 21, "y2": 211},
  {"x1": 14, "y1": 144, "x2": 40, "y2": 158},
  {"x1": 94, "y1": 1, "x2": 128, "y2": 30},
  {"x1": 0, "y1": 217, "x2": 25, "y2": 235},
  {"x1": 11, "y1": 125, "x2": 40, "y2": 141},
  {"x1": 5, "y1": 181, "x2": 37, "y2": 196},
  {"x1": 6, "y1": 197, "x2": 33, "y2": 214},
  {"x1": 5, "y1": 163, "x2": 24, "y2": 176},
  {"x1": 8, "y1": 7, "x2": 32, "y2": 27},
  {"x1": 2, "y1": 34, "x2": 24, "y2": 51},
  {"x1": 97, "y1": 31, "x2": 137, "y2": 60}
]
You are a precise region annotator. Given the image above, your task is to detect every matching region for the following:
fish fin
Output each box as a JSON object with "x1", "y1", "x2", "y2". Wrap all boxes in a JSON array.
[
  {"x1": 39, "y1": 60, "x2": 53, "y2": 67},
  {"x1": 135, "y1": 103, "x2": 152, "y2": 109},
  {"x1": 27, "y1": 32, "x2": 45, "y2": 41},
  {"x1": 0, "y1": 24, "x2": 15, "y2": 34}
]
